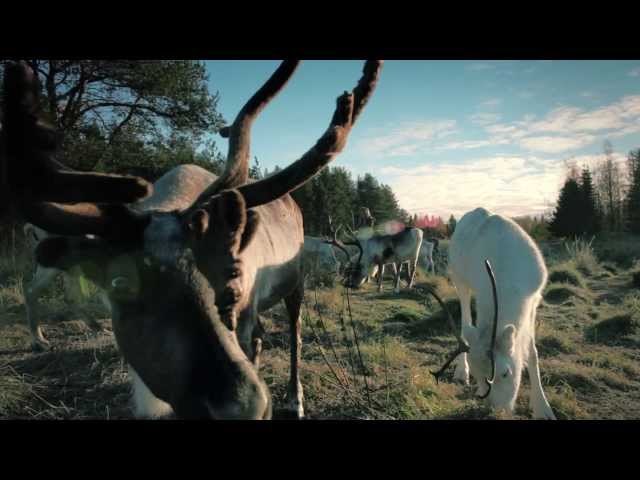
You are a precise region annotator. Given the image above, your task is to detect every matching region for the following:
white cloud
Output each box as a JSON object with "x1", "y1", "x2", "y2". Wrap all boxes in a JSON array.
[
  {"x1": 518, "y1": 135, "x2": 596, "y2": 154},
  {"x1": 378, "y1": 155, "x2": 565, "y2": 219},
  {"x1": 629, "y1": 67, "x2": 640, "y2": 77},
  {"x1": 474, "y1": 95, "x2": 640, "y2": 154},
  {"x1": 469, "y1": 112, "x2": 501, "y2": 126},
  {"x1": 356, "y1": 120, "x2": 457, "y2": 157}
]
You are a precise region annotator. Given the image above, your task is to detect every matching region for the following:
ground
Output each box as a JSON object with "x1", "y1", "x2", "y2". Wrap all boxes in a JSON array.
[{"x1": 1, "y1": 235, "x2": 639, "y2": 420}]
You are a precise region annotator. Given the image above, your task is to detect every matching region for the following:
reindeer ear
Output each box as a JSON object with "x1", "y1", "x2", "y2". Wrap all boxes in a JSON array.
[
  {"x1": 499, "y1": 324, "x2": 517, "y2": 355},
  {"x1": 198, "y1": 189, "x2": 247, "y2": 254}
]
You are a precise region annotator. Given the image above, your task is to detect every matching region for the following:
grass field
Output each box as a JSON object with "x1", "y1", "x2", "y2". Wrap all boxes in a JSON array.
[{"x1": 1, "y1": 234, "x2": 639, "y2": 420}]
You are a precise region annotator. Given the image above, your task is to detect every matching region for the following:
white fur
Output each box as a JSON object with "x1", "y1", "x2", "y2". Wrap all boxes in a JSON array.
[
  {"x1": 353, "y1": 227, "x2": 423, "y2": 293},
  {"x1": 448, "y1": 207, "x2": 555, "y2": 419},
  {"x1": 420, "y1": 240, "x2": 436, "y2": 273},
  {"x1": 129, "y1": 366, "x2": 174, "y2": 419}
]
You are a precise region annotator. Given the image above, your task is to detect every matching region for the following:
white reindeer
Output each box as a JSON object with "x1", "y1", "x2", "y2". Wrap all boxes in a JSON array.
[{"x1": 435, "y1": 207, "x2": 555, "y2": 419}]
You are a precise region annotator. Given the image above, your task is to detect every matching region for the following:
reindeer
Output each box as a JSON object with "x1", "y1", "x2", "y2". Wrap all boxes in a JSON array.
[
  {"x1": 22, "y1": 223, "x2": 111, "y2": 351},
  {"x1": 420, "y1": 238, "x2": 439, "y2": 274},
  {"x1": 344, "y1": 226, "x2": 423, "y2": 293},
  {"x1": 432, "y1": 207, "x2": 555, "y2": 419},
  {"x1": 2, "y1": 60, "x2": 383, "y2": 420}
]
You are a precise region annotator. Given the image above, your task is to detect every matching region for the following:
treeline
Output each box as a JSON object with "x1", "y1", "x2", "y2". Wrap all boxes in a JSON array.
[
  {"x1": 284, "y1": 168, "x2": 410, "y2": 237},
  {"x1": 550, "y1": 142, "x2": 640, "y2": 238}
]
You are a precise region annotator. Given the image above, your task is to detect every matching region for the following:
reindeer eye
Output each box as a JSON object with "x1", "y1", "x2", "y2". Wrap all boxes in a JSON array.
[{"x1": 502, "y1": 370, "x2": 510, "y2": 378}]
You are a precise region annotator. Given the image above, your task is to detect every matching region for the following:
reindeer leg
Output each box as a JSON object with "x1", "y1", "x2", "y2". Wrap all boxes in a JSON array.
[
  {"x1": 378, "y1": 262, "x2": 385, "y2": 292},
  {"x1": 393, "y1": 263, "x2": 402, "y2": 294},
  {"x1": 23, "y1": 265, "x2": 58, "y2": 351},
  {"x1": 408, "y1": 257, "x2": 418, "y2": 288},
  {"x1": 283, "y1": 284, "x2": 305, "y2": 419},
  {"x1": 453, "y1": 285, "x2": 472, "y2": 384},
  {"x1": 526, "y1": 302, "x2": 556, "y2": 419}
]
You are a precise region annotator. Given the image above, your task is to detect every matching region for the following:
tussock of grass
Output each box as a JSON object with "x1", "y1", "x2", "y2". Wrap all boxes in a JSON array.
[
  {"x1": 585, "y1": 314, "x2": 639, "y2": 344},
  {"x1": 537, "y1": 334, "x2": 576, "y2": 357},
  {"x1": 544, "y1": 360, "x2": 601, "y2": 394},
  {"x1": 546, "y1": 384, "x2": 590, "y2": 420},
  {"x1": 544, "y1": 283, "x2": 590, "y2": 304},
  {"x1": 564, "y1": 237, "x2": 599, "y2": 276},
  {"x1": 548, "y1": 262, "x2": 586, "y2": 288}
]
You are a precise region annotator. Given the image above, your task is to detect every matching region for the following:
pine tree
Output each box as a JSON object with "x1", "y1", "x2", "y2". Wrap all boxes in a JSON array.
[
  {"x1": 549, "y1": 178, "x2": 584, "y2": 238},
  {"x1": 579, "y1": 167, "x2": 600, "y2": 235},
  {"x1": 447, "y1": 215, "x2": 457, "y2": 237}
]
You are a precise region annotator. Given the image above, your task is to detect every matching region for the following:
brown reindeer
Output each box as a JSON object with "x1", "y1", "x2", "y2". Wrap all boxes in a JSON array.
[{"x1": 1, "y1": 60, "x2": 382, "y2": 419}]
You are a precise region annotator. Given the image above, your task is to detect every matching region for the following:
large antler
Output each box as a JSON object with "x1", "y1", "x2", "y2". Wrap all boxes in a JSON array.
[
  {"x1": 233, "y1": 60, "x2": 383, "y2": 209},
  {"x1": 478, "y1": 259, "x2": 498, "y2": 400},
  {"x1": 322, "y1": 216, "x2": 351, "y2": 261},
  {"x1": 343, "y1": 224, "x2": 364, "y2": 265},
  {"x1": 1, "y1": 61, "x2": 152, "y2": 236},
  {"x1": 192, "y1": 60, "x2": 300, "y2": 204},
  {"x1": 424, "y1": 287, "x2": 470, "y2": 384}
]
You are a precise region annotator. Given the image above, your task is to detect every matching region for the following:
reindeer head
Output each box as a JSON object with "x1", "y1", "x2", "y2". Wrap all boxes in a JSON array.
[
  {"x1": 3, "y1": 60, "x2": 383, "y2": 419},
  {"x1": 429, "y1": 260, "x2": 522, "y2": 412}
]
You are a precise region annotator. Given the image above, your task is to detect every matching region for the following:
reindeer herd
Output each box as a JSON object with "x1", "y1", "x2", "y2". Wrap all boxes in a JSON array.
[{"x1": 1, "y1": 60, "x2": 556, "y2": 420}]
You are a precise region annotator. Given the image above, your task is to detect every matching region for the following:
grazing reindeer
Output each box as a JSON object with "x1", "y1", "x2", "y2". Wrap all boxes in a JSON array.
[
  {"x1": 420, "y1": 238, "x2": 439, "y2": 274},
  {"x1": 2, "y1": 60, "x2": 382, "y2": 419},
  {"x1": 344, "y1": 226, "x2": 423, "y2": 293},
  {"x1": 434, "y1": 207, "x2": 555, "y2": 419},
  {"x1": 22, "y1": 223, "x2": 111, "y2": 351}
]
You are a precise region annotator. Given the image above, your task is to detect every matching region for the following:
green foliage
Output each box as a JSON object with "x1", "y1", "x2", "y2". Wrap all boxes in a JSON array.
[
  {"x1": 291, "y1": 167, "x2": 407, "y2": 236},
  {"x1": 1, "y1": 59, "x2": 226, "y2": 181},
  {"x1": 446, "y1": 215, "x2": 457, "y2": 237}
]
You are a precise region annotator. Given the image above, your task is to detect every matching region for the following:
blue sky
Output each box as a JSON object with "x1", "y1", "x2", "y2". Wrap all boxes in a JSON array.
[{"x1": 204, "y1": 60, "x2": 640, "y2": 220}]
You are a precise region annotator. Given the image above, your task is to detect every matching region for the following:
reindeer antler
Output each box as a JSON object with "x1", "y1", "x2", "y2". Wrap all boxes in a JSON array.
[
  {"x1": 422, "y1": 286, "x2": 470, "y2": 384},
  {"x1": 322, "y1": 220, "x2": 351, "y2": 261}
]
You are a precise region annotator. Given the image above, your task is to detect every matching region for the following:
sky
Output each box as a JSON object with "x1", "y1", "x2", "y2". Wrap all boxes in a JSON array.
[{"x1": 204, "y1": 60, "x2": 640, "y2": 220}]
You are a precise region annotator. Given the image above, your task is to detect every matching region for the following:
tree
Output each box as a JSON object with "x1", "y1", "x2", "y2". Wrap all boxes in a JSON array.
[
  {"x1": 579, "y1": 166, "x2": 601, "y2": 235},
  {"x1": 595, "y1": 140, "x2": 624, "y2": 232},
  {"x1": 0, "y1": 60, "x2": 225, "y2": 172},
  {"x1": 549, "y1": 178, "x2": 584, "y2": 238},
  {"x1": 447, "y1": 215, "x2": 457, "y2": 237},
  {"x1": 624, "y1": 149, "x2": 640, "y2": 233}
]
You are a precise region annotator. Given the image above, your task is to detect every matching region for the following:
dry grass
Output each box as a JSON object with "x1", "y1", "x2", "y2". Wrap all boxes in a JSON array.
[{"x1": 2, "y1": 234, "x2": 640, "y2": 420}]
